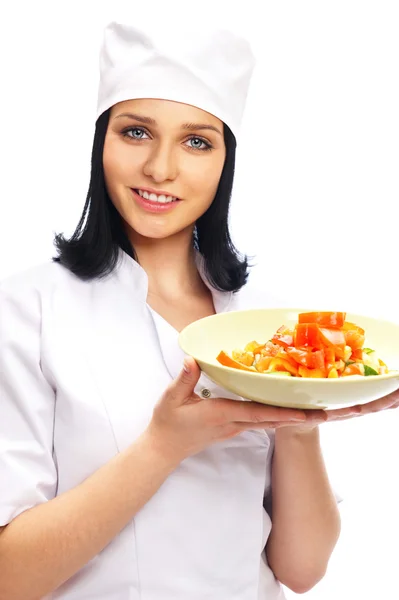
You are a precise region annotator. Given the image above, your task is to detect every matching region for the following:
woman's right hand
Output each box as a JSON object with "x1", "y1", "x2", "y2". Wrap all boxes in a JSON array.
[{"x1": 145, "y1": 357, "x2": 311, "y2": 464}]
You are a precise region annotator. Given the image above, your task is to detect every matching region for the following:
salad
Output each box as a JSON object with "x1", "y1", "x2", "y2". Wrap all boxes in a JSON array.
[{"x1": 216, "y1": 311, "x2": 389, "y2": 378}]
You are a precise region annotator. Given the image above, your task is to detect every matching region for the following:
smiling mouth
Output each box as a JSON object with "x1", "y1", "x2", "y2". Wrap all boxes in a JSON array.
[{"x1": 133, "y1": 189, "x2": 179, "y2": 204}]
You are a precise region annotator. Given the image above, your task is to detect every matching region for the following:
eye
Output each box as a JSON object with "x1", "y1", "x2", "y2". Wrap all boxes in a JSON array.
[
  {"x1": 122, "y1": 127, "x2": 150, "y2": 140},
  {"x1": 186, "y1": 137, "x2": 212, "y2": 151}
]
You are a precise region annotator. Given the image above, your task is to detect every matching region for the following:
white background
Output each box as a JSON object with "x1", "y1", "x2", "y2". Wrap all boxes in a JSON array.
[{"x1": 1, "y1": 1, "x2": 398, "y2": 597}]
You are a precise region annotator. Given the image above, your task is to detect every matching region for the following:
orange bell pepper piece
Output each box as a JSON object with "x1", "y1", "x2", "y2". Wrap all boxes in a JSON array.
[
  {"x1": 244, "y1": 341, "x2": 263, "y2": 353},
  {"x1": 298, "y1": 365, "x2": 326, "y2": 378},
  {"x1": 268, "y1": 358, "x2": 298, "y2": 376},
  {"x1": 255, "y1": 356, "x2": 273, "y2": 372},
  {"x1": 216, "y1": 351, "x2": 255, "y2": 372},
  {"x1": 232, "y1": 350, "x2": 255, "y2": 367},
  {"x1": 378, "y1": 359, "x2": 389, "y2": 374},
  {"x1": 328, "y1": 368, "x2": 339, "y2": 378},
  {"x1": 342, "y1": 321, "x2": 365, "y2": 335}
]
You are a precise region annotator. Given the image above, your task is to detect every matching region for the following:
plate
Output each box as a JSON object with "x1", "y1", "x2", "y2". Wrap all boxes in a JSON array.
[{"x1": 178, "y1": 308, "x2": 399, "y2": 410}]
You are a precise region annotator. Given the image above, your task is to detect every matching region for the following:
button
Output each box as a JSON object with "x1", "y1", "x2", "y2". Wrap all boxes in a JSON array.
[{"x1": 201, "y1": 388, "x2": 212, "y2": 398}]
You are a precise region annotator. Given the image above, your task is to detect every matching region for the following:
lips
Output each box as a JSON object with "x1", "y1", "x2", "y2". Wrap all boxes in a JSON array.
[
  {"x1": 130, "y1": 188, "x2": 181, "y2": 213},
  {"x1": 134, "y1": 189, "x2": 177, "y2": 204}
]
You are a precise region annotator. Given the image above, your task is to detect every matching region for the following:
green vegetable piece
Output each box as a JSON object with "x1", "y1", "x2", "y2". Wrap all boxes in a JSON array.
[
  {"x1": 364, "y1": 365, "x2": 379, "y2": 376},
  {"x1": 363, "y1": 348, "x2": 375, "y2": 354}
]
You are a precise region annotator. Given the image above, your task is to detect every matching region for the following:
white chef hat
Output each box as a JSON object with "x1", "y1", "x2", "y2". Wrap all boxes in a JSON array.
[{"x1": 96, "y1": 21, "x2": 256, "y2": 140}]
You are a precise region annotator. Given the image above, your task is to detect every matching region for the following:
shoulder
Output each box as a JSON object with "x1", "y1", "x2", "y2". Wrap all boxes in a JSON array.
[
  {"x1": 0, "y1": 260, "x2": 74, "y2": 302},
  {"x1": 0, "y1": 261, "x2": 71, "y2": 294}
]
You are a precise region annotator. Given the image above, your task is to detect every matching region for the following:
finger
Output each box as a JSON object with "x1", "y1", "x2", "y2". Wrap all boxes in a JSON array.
[
  {"x1": 213, "y1": 398, "x2": 307, "y2": 424},
  {"x1": 326, "y1": 391, "x2": 399, "y2": 420},
  {"x1": 235, "y1": 421, "x2": 304, "y2": 431},
  {"x1": 325, "y1": 407, "x2": 359, "y2": 420},
  {"x1": 363, "y1": 394, "x2": 399, "y2": 413},
  {"x1": 326, "y1": 401, "x2": 397, "y2": 423},
  {"x1": 166, "y1": 357, "x2": 201, "y2": 405},
  {"x1": 303, "y1": 409, "x2": 328, "y2": 420},
  {"x1": 325, "y1": 413, "x2": 362, "y2": 422},
  {"x1": 304, "y1": 410, "x2": 328, "y2": 424}
]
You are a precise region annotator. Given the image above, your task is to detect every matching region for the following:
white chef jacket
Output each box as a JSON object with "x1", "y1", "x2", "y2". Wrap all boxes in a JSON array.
[{"x1": 0, "y1": 247, "x2": 336, "y2": 599}]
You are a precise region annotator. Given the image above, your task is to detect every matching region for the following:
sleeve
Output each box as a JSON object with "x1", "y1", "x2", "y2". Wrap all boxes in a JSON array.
[{"x1": 0, "y1": 278, "x2": 57, "y2": 525}]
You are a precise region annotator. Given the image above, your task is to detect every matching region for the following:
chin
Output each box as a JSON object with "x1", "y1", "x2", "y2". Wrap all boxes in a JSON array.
[{"x1": 124, "y1": 219, "x2": 186, "y2": 241}]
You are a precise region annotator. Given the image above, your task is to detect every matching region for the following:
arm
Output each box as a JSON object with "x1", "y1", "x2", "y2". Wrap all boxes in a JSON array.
[
  {"x1": 266, "y1": 426, "x2": 341, "y2": 594},
  {"x1": 0, "y1": 432, "x2": 179, "y2": 600}
]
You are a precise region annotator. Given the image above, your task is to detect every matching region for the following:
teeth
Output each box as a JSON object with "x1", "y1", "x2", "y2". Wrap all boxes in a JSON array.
[{"x1": 137, "y1": 189, "x2": 177, "y2": 203}]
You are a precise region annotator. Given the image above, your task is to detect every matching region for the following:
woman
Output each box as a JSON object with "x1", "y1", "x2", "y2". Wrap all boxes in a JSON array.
[{"x1": 0, "y1": 21, "x2": 398, "y2": 600}]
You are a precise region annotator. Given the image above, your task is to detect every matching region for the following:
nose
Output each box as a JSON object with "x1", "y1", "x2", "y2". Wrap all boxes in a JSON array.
[{"x1": 143, "y1": 141, "x2": 178, "y2": 183}]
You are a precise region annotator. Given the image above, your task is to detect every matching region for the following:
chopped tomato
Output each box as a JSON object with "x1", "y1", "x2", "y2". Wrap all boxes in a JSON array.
[
  {"x1": 342, "y1": 362, "x2": 365, "y2": 376},
  {"x1": 271, "y1": 333, "x2": 294, "y2": 348},
  {"x1": 344, "y1": 330, "x2": 365, "y2": 351},
  {"x1": 286, "y1": 347, "x2": 310, "y2": 366},
  {"x1": 318, "y1": 328, "x2": 346, "y2": 359},
  {"x1": 294, "y1": 323, "x2": 322, "y2": 349},
  {"x1": 216, "y1": 351, "x2": 255, "y2": 372},
  {"x1": 351, "y1": 348, "x2": 364, "y2": 360},
  {"x1": 311, "y1": 350, "x2": 326, "y2": 370},
  {"x1": 324, "y1": 347, "x2": 336, "y2": 371},
  {"x1": 286, "y1": 347, "x2": 325, "y2": 370},
  {"x1": 262, "y1": 342, "x2": 280, "y2": 357},
  {"x1": 299, "y1": 311, "x2": 346, "y2": 329}
]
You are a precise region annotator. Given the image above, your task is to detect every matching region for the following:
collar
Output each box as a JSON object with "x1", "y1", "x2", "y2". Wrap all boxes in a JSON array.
[{"x1": 116, "y1": 247, "x2": 233, "y2": 314}]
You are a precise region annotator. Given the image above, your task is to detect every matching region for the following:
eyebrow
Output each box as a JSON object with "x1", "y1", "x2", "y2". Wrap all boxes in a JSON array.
[{"x1": 114, "y1": 112, "x2": 222, "y2": 136}]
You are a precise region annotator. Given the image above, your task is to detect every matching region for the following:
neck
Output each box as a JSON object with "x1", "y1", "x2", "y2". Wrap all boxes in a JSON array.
[{"x1": 130, "y1": 228, "x2": 205, "y2": 297}]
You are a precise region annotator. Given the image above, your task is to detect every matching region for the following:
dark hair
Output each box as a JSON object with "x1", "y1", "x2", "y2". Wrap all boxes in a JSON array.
[{"x1": 52, "y1": 108, "x2": 249, "y2": 292}]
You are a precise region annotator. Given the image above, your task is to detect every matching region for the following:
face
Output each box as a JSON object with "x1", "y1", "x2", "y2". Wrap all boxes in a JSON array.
[{"x1": 103, "y1": 98, "x2": 226, "y2": 243}]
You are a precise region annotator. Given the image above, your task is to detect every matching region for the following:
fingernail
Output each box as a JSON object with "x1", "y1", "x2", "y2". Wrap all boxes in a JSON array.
[{"x1": 183, "y1": 360, "x2": 190, "y2": 374}]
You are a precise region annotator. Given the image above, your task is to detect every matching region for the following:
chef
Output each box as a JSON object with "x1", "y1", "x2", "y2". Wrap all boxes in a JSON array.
[{"x1": 1, "y1": 20, "x2": 398, "y2": 600}]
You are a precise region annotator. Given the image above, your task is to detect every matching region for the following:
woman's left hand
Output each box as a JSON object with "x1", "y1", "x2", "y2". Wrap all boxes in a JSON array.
[
  {"x1": 282, "y1": 389, "x2": 399, "y2": 433},
  {"x1": 323, "y1": 389, "x2": 399, "y2": 422}
]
